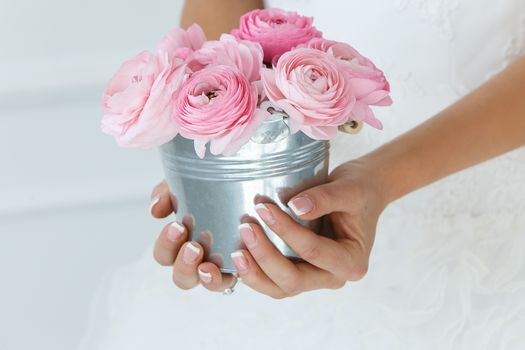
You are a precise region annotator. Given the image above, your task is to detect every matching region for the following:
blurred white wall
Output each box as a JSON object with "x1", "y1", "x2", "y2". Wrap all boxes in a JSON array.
[{"x1": 0, "y1": 1, "x2": 185, "y2": 349}]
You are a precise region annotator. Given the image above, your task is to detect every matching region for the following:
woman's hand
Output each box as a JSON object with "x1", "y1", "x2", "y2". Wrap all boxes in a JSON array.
[
  {"x1": 231, "y1": 160, "x2": 388, "y2": 298},
  {"x1": 149, "y1": 158, "x2": 389, "y2": 298},
  {"x1": 150, "y1": 181, "x2": 237, "y2": 292}
]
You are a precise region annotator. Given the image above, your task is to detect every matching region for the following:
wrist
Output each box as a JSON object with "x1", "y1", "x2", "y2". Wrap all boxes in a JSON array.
[
  {"x1": 354, "y1": 144, "x2": 415, "y2": 207},
  {"x1": 335, "y1": 155, "x2": 394, "y2": 212}
]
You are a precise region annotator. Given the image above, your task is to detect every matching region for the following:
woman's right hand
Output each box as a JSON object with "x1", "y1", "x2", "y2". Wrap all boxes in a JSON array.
[{"x1": 149, "y1": 180, "x2": 237, "y2": 292}]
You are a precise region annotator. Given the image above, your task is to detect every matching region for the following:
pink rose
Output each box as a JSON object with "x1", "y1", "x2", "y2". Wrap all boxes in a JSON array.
[
  {"x1": 232, "y1": 8, "x2": 322, "y2": 62},
  {"x1": 261, "y1": 48, "x2": 355, "y2": 139},
  {"x1": 101, "y1": 51, "x2": 186, "y2": 148},
  {"x1": 187, "y1": 34, "x2": 264, "y2": 82},
  {"x1": 306, "y1": 38, "x2": 392, "y2": 129},
  {"x1": 173, "y1": 65, "x2": 269, "y2": 158},
  {"x1": 158, "y1": 23, "x2": 206, "y2": 60}
]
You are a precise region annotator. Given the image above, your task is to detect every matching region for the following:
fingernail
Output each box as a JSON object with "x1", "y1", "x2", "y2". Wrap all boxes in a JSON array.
[
  {"x1": 183, "y1": 242, "x2": 200, "y2": 264},
  {"x1": 198, "y1": 269, "x2": 212, "y2": 283},
  {"x1": 239, "y1": 223, "x2": 256, "y2": 248},
  {"x1": 288, "y1": 195, "x2": 314, "y2": 216},
  {"x1": 255, "y1": 203, "x2": 275, "y2": 225},
  {"x1": 231, "y1": 251, "x2": 248, "y2": 273},
  {"x1": 167, "y1": 221, "x2": 185, "y2": 242},
  {"x1": 149, "y1": 194, "x2": 161, "y2": 214}
]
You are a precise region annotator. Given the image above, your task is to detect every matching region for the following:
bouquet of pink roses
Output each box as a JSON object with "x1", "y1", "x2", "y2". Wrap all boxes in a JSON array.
[{"x1": 101, "y1": 8, "x2": 391, "y2": 158}]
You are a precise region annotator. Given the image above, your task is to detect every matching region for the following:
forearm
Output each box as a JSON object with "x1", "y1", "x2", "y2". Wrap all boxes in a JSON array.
[
  {"x1": 181, "y1": 0, "x2": 264, "y2": 39},
  {"x1": 362, "y1": 56, "x2": 525, "y2": 204}
]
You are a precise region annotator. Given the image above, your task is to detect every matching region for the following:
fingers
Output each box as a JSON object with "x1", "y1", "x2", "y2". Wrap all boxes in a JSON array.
[
  {"x1": 255, "y1": 203, "x2": 366, "y2": 281},
  {"x1": 233, "y1": 224, "x2": 345, "y2": 297},
  {"x1": 235, "y1": 223, "x2": 300, "y2": 295},
  {"x1": 286, "y1": 181, "x2": 345, "y2": 220},
  {"x1": 172, "y1": 241, "x2": 205, "y2": 290},
  {"x1": 231, "y1": 249, "x2": 288, "y2": 299},
  {"x1": 197, "y1": 262, "x2": 237, "y2": 293},
  {"x1": 154, "y1": 221, "x2": 237, "y2": 292},
  {"x1": 153, "y1": 221, "x2": 189, "y2": 266},
  {"x1": 150, "y1": 180, "x2": 177, "y2": 218}
]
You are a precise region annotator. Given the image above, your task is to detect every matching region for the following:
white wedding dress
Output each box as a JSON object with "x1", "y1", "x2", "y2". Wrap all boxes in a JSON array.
[{"x1": 79, "y1": 1, "x2": 525, "y2": 349}]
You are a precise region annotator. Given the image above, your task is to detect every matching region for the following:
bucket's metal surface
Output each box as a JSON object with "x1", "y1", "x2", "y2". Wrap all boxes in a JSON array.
[{"x1": 160, "y1": 119, "x2": 330, "y2": 273}]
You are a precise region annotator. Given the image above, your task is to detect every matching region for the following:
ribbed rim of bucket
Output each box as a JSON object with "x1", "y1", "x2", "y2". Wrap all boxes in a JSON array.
[{"x1": 160, "y1": 140, "x2": 329, "y2": 180}]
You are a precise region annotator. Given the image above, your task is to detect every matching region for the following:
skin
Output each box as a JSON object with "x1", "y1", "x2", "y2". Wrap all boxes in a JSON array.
[
  {"x1": 180, "y1": 0, "x2": 265, "y2": 40},
  {"x1": 149, "y1": 1, "x2": 525, "y2": 298}
]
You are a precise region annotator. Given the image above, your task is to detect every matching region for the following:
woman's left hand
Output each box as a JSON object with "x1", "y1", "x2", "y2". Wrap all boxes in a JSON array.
[{"x1": 232, "y1": 160, "x2": 388, "y2": 298}]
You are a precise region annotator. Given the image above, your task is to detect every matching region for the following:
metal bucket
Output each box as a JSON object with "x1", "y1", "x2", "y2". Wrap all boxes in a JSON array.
[{"x1": 159, "y1": 112, "x2": 330, "y2": 273}]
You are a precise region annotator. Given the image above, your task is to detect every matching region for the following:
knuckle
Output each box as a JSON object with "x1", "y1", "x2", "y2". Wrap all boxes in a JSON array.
[
  {"x1": 152, "y1": 253, "x2": 163, "y2": 265},
  {"x1": 344, "y1": 264, "x2": 369, "y2": 281},
  {"x1": 172, "y1": 277, "x2": 193, "y2": 290},
  {"x1": 239, "y1": 262, "x2": 263, "y2": 283},
  {"x1": 268, "y1": 215, "x2": 294, "y2": 237},
  {"x1": 269, "y1": 291, "x2": 288, "y2": 300},
  {"x1": 329, "y1": 278, "x2": 346, "y2": 290},
  {"x1": 250, "y1": 266, "x2": 263, "y2": 280},
  {"x1": 310, "y1": 184, "x2": 337, "y2": 212},
  {"x1": 172, "y1": 268, "x2": 198, "y2": 290},
  {"x1": 279, "y1": 274, "x2": 302, "y2": 294},
  {"x1": 298, "y1": 243, "x2": 322, "y2": 261},
  {"x1": 314, "y1": 187, "x2": 331, "y2": 206},
  {"x1": 271, "y1": 223, "x2": 287, "y2": 238},
  {"x1": 251, "y1": 250, "x2": 270, "y2": 266},
  {"x1": 153, "y1": 238, "x2": 175, "y2": 266},
  {"x1": 204, "y1": 283, "x2": 222, "y2": 292},
  {"x1": 153, "y1": 250, "x2": 170, "y2": 266}
]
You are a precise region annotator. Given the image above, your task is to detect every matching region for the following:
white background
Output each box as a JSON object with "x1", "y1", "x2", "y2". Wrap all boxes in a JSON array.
[{"x1": 0, "y1": 1, "x2": 185, "y2": 349}]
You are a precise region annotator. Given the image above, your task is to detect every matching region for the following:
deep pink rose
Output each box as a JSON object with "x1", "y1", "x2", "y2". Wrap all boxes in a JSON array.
[
  {"x1": 173, "y1": 65, "x2": 269, "y2": 158},
  {"x1": 158, "y1": 23, "x2": 206, "y2": 60},
  {"x1": 306, "y1": 38, "x2": 392, "y2": 129},
  {"x1": 187, "y1": 34, "x2": 264, "y2": 82},
  {"x1": 261, "y1": 48, "x2": 355, "y2": 139},
  {"x1": 232, "y1": 8, "x2": 322, "y2": 62},
  {"x1": 101, "y1": 51, "x2": 186, "y2": 148}
]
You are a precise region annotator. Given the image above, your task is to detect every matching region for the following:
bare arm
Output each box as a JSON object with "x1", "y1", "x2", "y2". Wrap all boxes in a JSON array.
[
  {"x1": 364, "y1": 56, "x2": 525, "y2": 205},
  {"x1": 181, "y1": 0, "x2": 264, "y2": 39}
]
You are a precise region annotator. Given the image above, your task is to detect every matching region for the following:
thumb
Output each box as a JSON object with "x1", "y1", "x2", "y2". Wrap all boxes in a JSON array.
[{"x1": 286, "y1": 181, "x2": 345, "y2": 220}]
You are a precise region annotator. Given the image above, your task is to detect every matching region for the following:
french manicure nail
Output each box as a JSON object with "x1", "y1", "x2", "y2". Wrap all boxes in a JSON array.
[
  {"x1": 231, "y1": 251, "x2": 248, "y2": 273},
  {"x1": 288, "y1": 195, "x2": 314, "y2": 216},
  {"x1": 183, "y1": 242, "x2": 200, "y2": 264},
  {"x1": 239, "y1": 223, "x2": 257, "y2": 248},
  {"x1": 149, "y1": 194, "x2": 161, "y2": 214},
  {"x1": 254, "y1": 203, "x2": 275, "y2": 225},
  {"x1": 198, "y1": 269, "x2": 212, "y2": 283},
  {"x1": 167, "y1": 221, "x2": 185, "y2": 242}
]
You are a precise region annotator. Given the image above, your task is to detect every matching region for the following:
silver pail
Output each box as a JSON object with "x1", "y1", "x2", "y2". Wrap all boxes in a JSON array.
[{"x1": 159, "y1": 113, "x2": 330, "y2": 273}]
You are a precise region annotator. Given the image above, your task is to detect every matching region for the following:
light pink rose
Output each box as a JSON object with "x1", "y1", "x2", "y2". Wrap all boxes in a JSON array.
[
  {"x1": 305, "y1": 38, "x2": 392, "y2": 129},
  {"x1": 261, "y1": 48, "x2": 355, "y2": 139},
  {"x1": 232, "y1": 8, "x2": 322, "y2": 63},
  {"x1": 173, "y1": 65, "x2": 269, "y2": 158},
  {"x1": 101, "y1": 51, "x2": 186, "y2": 148},
  {"x1": 187, "y1": 34, "x2": 264, "y2": 82},
  {"x1": 158, "y1": 23, "x2": 206, "y2": 60}
]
